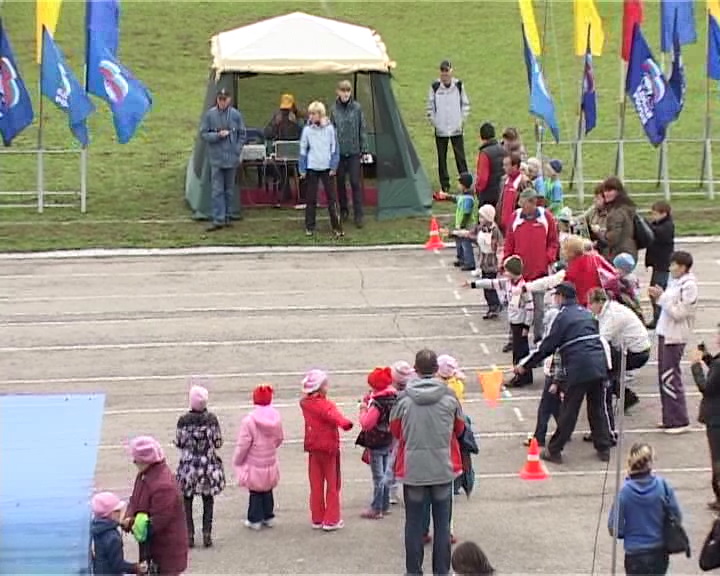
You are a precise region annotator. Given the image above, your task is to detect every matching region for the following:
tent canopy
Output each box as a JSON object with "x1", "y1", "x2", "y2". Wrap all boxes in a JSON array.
[{"x1": 210, "y1": 12, "x2": 396, "y2": 75}]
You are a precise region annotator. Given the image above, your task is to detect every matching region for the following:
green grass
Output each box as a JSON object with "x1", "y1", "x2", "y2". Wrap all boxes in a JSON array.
[{"x1": 0, "y1": 0, "x2": 718, "y2": 251}]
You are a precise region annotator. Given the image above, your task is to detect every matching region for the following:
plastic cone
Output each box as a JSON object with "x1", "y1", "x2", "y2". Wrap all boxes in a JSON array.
[
  {"x1": 424, "y1": 217, "x2": 445, "y2": 250},
  {"x1": 519, "y1": 437, "x2": 549, "y2": 481},
  {"x1": 478, "y1": 369, "x2": 503, "y2": 406}
]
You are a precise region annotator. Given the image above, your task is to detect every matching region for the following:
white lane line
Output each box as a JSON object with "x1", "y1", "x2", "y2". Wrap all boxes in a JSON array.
[
  {"x1": 453, "y1": 290, "x2": 461, "y2": 301},
  {"x1": 445, "y1": 274, "x2": 453, "y2": 284},
  {"x1": 513, "y1": 407, "x2": 525, "y2": 422},
  {"x1": 462, "y1": 307, "x2": 470, "y2": 317},
  {"x1": 468, "y1": 322, "x2": 479, "y2": 334},
  {"x1": 439, "y1": 258, "x2": 446, "y2": 267},
  {"x1": 0, "y1": 333, "x2": 509, "y2": 353},
  {"x1": 480, "y1": 343, "x2": 490, "y2": 354}
]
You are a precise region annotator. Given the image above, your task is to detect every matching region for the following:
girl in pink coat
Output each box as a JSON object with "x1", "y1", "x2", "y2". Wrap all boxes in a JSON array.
[{"x1": 233, "y1": 384, "x2": 284, "y2": 530}]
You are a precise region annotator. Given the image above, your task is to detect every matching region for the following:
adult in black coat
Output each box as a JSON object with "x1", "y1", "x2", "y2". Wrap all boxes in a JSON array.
[
  {"x1": 645, "y1": 201, "x2": 675, "y2": 328},
  {"x1": 690, "y1": 327, "x2": 720, "y2": 511},
  {"x1": 515, "y1": 281, "x2": 613, "y2": 464}
]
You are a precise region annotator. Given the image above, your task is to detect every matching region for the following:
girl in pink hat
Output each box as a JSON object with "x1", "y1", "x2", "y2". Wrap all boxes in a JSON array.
[
  {"x1": 91, "y1": 492, "x2": 146, "y2": 575},
  {"x1": 174, "y1": 384, "x2": 225, "y2": 548},
  {"x1": 299, "y1": 369, "x2": 354, "y2": 531}
]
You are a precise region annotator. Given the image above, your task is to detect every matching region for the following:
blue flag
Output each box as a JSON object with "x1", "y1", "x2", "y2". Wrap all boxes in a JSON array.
[
  {"x1": 522, "y1": 25, "x2": 560, "y2": 143},
  {"x1": 626, "y1": 24, "x2": 680, "y2": 146},
  {"x1": 86, "y1": 0, "x2": 151, "y2": 144},
  {"x1": 709, "y1": 14, "x2": 720, "y2": 81},
  {"x1": 668, "y1": 11, "x2": 686, "y2": 119},
  {"x1": 41, "y1": 28, "x2": 95, "y2": 146},
  {"x1": 660, "y1": 0, "x2": 696, "y2": 53},
  {"x1": 581, "y1": 30, "x2": 597, "y2": 135},
  {"x1": 0, "y1": 20, "x2": 34, "y2": 146}
]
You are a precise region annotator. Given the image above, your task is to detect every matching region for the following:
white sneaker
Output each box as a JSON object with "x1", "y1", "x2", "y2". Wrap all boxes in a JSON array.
[
  {"x1": 312, "y1": 523, "x2": 323, "y2": 530},
  {"x1": 322, "y1": 520, "x2": 345, "y2": 532},
  {"x1": 262, "y1": 518, "x2": 275, "y2": 528},
  {"x1": 244, "y1": 520, "x2": 262, "y2": 531},
  {"x1": 664, "y1": 426, "x2": 690, "y2": 435}
]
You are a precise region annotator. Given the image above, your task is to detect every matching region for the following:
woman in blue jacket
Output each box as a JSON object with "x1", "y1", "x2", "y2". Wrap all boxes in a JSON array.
[{"x1": 608, "y1": 443, "x2": 683, "y2": 575}]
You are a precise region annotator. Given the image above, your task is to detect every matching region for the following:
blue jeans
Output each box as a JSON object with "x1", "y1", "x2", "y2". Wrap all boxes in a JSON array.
[
  {"x1": 370, "y1": 448, "x2": 390, "y2": 512},
  {"x1": 455, "y1": 237, "x2": 475, "y2": 268},
  {"x1": 405, "y1": 483, "x2": 452, "y2": 576},
  {"x1": 533, "y1": 376, "x2": 562, "y2": 446},
  {"x1": 211, "y1": 166, "x2": 237, "y2": 224}
]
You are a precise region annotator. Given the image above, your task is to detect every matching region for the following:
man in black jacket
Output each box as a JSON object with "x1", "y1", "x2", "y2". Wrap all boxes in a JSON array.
[
  {"x1": 474, "y1": 123, "x2": 506, "y2": 207},
  {"x1": 690, "y1": 328, "x2": 720, "y2": 511},
  {"x1": 514, "y1": 282, "x2": 613, "y2": 463},
  {"x1": 645, "y1": 201, "x2": 675, "y2": 328}
]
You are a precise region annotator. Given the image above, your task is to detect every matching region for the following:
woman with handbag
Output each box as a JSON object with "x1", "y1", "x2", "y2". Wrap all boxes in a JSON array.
[{"x1": 608, "y1": 443, "x2": 684, "y2": 575}]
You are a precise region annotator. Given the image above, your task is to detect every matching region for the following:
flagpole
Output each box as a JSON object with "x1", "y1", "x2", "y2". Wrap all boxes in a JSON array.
[
  {"x1": 656, "y1": 52, "x2": 671, "y2": 200},
  {"x1": 535, "y1": 0, "x2": 551, "y2": 166},
  {"x1": 81, "y1": 3, "x2": 89, "y2": 213},
  {"x1": 570, "y1": 24, "x2": 591, "y2": 204},
  {"x1": 37, "y1": 28, "x2": 45, "y2": 214},
  {"x1": 701, "y1": 11, "x2": 715, "y2": 199},
  {"x1": 615, "y1": 56, "x2": 627, "y2": 180}
]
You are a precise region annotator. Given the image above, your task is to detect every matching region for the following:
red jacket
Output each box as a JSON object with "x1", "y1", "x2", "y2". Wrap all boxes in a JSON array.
[
  {"x1": 503, "y1": 207, "x2": 559, "y2": 281},
  {"x1": 300, "y1": 394, "x2": 353, "y2": 453},
  {"x1": 565, "y1": 253, "x2": 603, "y2": 307},
  {"x1": 125, "y1": 462, "x2": 188, "y2": 575},
  {"x1": 498, "y1": 170, "x2": 523, "y2": 234}
]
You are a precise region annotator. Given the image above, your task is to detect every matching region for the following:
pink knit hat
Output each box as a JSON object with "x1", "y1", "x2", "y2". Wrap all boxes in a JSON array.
[
  {"x1": 91, "y1": 492, "x2": 125, "y2": 518},
  {"x1": 189, "y1": 385, "x2": 209, "y2": 411},
  {"x1": 302, "y1": 369, "x2": 328, "y2": 395},
  {"x1": 437, "y1": 354, "x2": 460, "y2": 379},
  {"x1": 128, "y1": 435, "x2": 165, "y2": 464},
  {"x1": 391, "y1": 361, "x2": 414, "y2": 387}
]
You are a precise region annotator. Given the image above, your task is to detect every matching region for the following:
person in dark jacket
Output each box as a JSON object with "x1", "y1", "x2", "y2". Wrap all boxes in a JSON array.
[
  {"x1": 264, "y1": 93, "x2": 303, "y2": 204},
  {"x1": 199, "y1": 88, "x2": 246, "y2": 231},
  {"x1": 474, "y1": 123, "x2": 506, "y2": 207},
  {"x1": 645, "y1": 201, "x2": 675, "y2": 329},
  {"x1": 331, "y1": 79, "x2": 368, "y2": 227},
  {"x1": 123, "y1": 436, "x2": 188, "y2": 576},
  {"x1": 91, "y1": 492, "x2": 146, "y2": 575},
  {"x1": 601, "y1": 176, "x2": 638, "y2": 262},
  {"x1": 690, "y1": 325, "x2": 720, "y2": 511},
  {"x1": 515, "y1": 282, "x2": 613, "y2": 463}
]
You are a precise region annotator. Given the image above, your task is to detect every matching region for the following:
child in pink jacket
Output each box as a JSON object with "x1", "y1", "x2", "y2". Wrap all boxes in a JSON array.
[{"x1": 233, "y1": 384, "x2": 284, "y2": 531}]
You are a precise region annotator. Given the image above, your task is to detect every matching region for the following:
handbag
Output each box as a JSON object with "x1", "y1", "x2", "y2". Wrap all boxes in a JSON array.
[
  {"x1": 661, "y1": 479, "x2": 691, "y2": 557},
  {"x1": 700, "y1": 518, "x2": 720, "y2": 571}
]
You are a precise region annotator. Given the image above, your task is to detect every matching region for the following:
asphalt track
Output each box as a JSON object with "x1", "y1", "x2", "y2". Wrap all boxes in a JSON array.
[{"x1": 1, "y1": 244, "x2": 719, "y2": 574}]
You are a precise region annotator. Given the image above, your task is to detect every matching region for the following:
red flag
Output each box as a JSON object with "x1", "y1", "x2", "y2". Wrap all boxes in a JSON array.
[{"x1": 622, "y1": 0, "x2": 644, "y2": 61}]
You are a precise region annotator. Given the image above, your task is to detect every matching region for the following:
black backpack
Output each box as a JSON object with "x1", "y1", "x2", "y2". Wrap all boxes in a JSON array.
[
  {"x1": 355, "y1": 395, "x2": 395, "y2": 449},
  {"x1": 633, "y1": 213, "x2": 655, "y2": 250}
]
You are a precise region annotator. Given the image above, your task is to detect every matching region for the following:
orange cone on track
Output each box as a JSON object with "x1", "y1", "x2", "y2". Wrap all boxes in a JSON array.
[
  {"x1": 478, "y1": 369, "x2": 503, "y2": 407},
  {"x1": 519, "y1": 438, "x2": 549, "y2": 481},
  {"x1": 424, "y1": 217, "x2": 444, "y2": 250}
]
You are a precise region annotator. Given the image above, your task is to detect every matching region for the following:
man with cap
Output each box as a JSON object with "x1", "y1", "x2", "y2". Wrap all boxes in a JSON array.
[
  {"x1": 200, "y1": 88, "x2": 246, "y2": 231},
  {"x1": 514, "y1": 281, "x2": 614, "y2": 463},
  {"x1": 426, "y1": 60, "x2": 471, "y2": 193},
  {"x1": 474, "y1": 122, "x2": 507, "y2": 207},
  {"x1": 504, "y1": 183, "x2": 559, "y2": 344},
  {"x1": 331, "y1": 79, "x2": 369, "y2": 228}
]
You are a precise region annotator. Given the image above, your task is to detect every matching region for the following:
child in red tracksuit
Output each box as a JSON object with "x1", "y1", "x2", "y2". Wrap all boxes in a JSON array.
[{"x1": 299, "y1": 369, "x2": 354, "y2": 531}]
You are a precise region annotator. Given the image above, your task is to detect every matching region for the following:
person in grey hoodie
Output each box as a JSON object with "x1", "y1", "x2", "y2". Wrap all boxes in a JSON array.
[
  {"x1": 426, "y1": 60, "x2": 470, "y2": 193},
  {"x1": 390, "y1": 348, "x2": 465, "y2": 576},
  {"x1": 200, "y1": 88, "x2": 246, "y2": 232},
  {"x1": 331, "y1": 79, "x2": 368, "y2": 228},
  {"x1": 299, "y1": 101, "x2": 343, "y2": 238}
]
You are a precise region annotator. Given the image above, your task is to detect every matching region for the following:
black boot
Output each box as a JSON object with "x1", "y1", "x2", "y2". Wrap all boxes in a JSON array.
[
  {"x1": 183, "y1": 496, "x2": 195, "y2": 548},
  {"x1": 203, "y1": 532, "x2": 213, "y2": 548},
  {"x1": 201, "y1": 495, "x2": 214, "y2": 548}
]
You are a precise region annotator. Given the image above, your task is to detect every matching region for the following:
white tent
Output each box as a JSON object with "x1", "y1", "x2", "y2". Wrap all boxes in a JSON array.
[{"x1": 210, "y1": 11, "x2": 396, "y2": 75}]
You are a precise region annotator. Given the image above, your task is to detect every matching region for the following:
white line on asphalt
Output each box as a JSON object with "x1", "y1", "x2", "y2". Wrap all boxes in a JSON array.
[
  {"x1": 469, "y1": 322, "x2": 479, "y2": 334},
  {"x1": 480, "y1": 343, "x2": 490, "y2": 355},
  {"x1": 445, "y1": 274, "x2": 453, "y2": 284},
  {"x1": 453, "y1": 290, "x2": 461, "y2": 301},
  {"x1": 0, "y1": 333, "x2": 509, "y2": 353},
  {"x1": 462, "y1": 307, "x2": 470, "y2": 317},
  {"x1": 439, "y1": 258, "x2": 446, "y2": 267},
  {"x1": 513, "y1": 407, "x2": 525, "y2": 422}
]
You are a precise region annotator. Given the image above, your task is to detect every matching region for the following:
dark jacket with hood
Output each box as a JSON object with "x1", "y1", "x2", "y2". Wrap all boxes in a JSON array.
[
  {"x1": 330, "y1": 98, "x2": 367, "y2": 156},
  {"x1": 692, "y1": 352, "x2": 720, "y2": 427},
  {"x1": 520, "y1": 298, "x2": 608, "y2": 386},
  {"x1": 91, "y1": 517, "x2": 138, "y2": 575},
  {"x1": 608, "y1": 472, "x2": 682, "y2": 554},
  {"x1": 389, "y1": 377, "x2": 465, "y2": 486},
  {"x1": 645, "y1": 215, "x2": 675, "y2": 272},
  {"x1": 604, "y1": 202, "x2": 638, "y2": 261}
]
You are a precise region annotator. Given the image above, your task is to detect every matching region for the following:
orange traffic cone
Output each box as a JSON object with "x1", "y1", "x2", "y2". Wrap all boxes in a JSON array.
[
  {"x1": 424, "y1": 217, "x2": 444, "y2": 251},
  {"x1": 519, "y1": 438, "x2": 549, "y2": 481}
]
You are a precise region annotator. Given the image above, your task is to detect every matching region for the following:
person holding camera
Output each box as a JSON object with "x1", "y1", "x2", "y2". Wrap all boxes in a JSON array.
[{"x1": 690, "y1": 325, "x2": 720, "y2": 511}]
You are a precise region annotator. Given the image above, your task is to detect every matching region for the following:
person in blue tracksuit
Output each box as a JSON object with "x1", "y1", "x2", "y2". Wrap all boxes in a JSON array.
[
  {"x1": 91, "y1": 492, "x2": 146, "y2": 575},
  {"x1": 514, "y1": 281, "x2": 613, "y2": 464}
]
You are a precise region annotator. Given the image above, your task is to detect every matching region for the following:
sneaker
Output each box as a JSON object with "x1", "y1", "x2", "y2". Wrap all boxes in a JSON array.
[
  {"x1": 502, "y1": 342, "x2": 513, "y2": 353},
  {"x1": 262, "y1": 518, "x2": 275, "y2": 528},
  {"x1": 312, "y1": 523, "x2": 323, "y2": 530},
  {"x1": 295, "y1": 203, "x2": 307, "y2": 210},
  {"x1": 205, "y1": 223, "x2": 223, "y2": 232},
  {"x1": 244, "y1": 520, "x2": 262, "y2": 531},
  {"x1": 422, "y1": 533, "x2": 432, "y2": 545},
  {"x1": 664, "y1": 425, "x2": 690, "y2": 435},
  {"x1": 460, "y1": 265, "x2": 474, "y2": 272},
  {"x1": 305, "y1": 229, "x2": 314, "y2": 237},
  {"x1": 540, "y1": 448, "x2": 563, "y2": 464},
  {"x1": 597, "y1": 450, "x2": 611, "y2": 463},
  {"x1": 322, "y1": 520, "x2": 345, "y2": 531},
  {"x1": 453, "y1": 260, "x2": 463, "y2": 268},
  {"x1": 333, "y1": 229, "x2": 345, "y2": 239},
  {"x1": 360, "y1": 509, "x2": 383, "y2": 520},
  {"x1": 202, "y1": 532, "x2": 213, "y2": 548},
  {"x1": 482, "y1": 310, "x2": 499, "y2": 320}
]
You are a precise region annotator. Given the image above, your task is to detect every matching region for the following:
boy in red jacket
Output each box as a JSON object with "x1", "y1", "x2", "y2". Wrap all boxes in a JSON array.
[{"x1": 300, "y1": 369, "x2": 354, "y2": 531}]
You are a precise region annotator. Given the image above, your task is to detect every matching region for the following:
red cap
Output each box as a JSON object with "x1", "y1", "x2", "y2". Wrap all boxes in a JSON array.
[
  {"x1": 253, "y1": 384, "x2": 274, "y2": 406},
  {"x1": 367, "y1": 367, "x2": 393, "y2": 392}
]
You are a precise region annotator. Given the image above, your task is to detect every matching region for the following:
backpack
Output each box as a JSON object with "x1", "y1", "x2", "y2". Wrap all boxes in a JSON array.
[
  {"x1": 432, "y1": 79, "x2": 463, "y2": 109},
  {"x1": 355, "y1": 395, "x2": 395, "y2": 449},
  {"x1": 633, "y1": 213, "x2": 655, "y2": 249}
]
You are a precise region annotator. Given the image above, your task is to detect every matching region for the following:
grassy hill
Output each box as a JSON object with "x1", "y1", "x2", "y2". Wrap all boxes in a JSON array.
[{"x1": 0, "y1": 0, "x2": 718, "y2": 250}]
